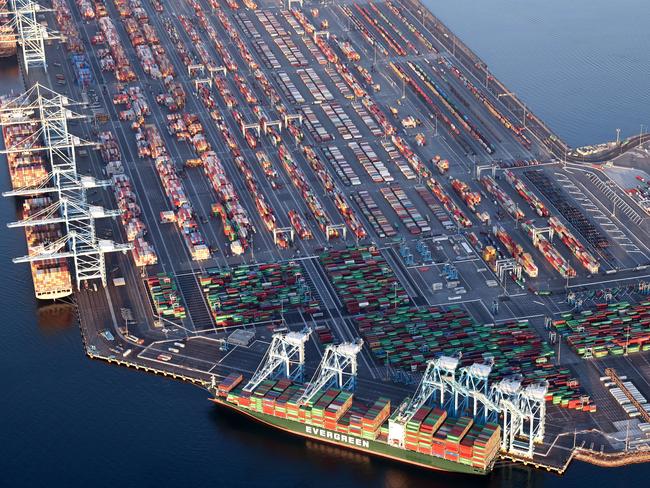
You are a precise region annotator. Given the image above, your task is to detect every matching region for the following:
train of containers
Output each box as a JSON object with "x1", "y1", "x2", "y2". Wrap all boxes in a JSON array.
[
  {"x1": 451, "y1": 178, "x2": 489, "y2": 224},
  {"x1": 99, "y1": 131, "x2": 157, "y2": 266},
  {"x1": 493, "y1": 224, "x2": 538, "y2": 278},
  {"x1": 199, "y1": 263, "x2": 320, "y2": 327},
  {"x1": 552, "y1": 302, "x2": 650, "y2": 358},
  {"x1": 519, "y1": 221, "x2": 576, "y2": 278}
]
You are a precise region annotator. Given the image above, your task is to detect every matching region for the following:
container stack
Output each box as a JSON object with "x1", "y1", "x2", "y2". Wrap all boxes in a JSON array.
[
  {"x1": 549, "y1": 216, "x2": 600, "y2": 274},
  {"x1": 201, "y1": 151, "x2": 252, "y2": 255},
  {"x1": 380, "y1": 139, "x2": 416, "y2": 180},
  {"x1": 319, "y1": 247, "x2": 409, "y2": 313},
  {"x1": 301, "y1": 145, "x2": 366, "y2": 240},
  {"x1": 98, "y1": 16, "x2": 136, "y2": 82},
  {"x1": 357, "y1": 306, "x2": 592, "y2": 410},
  {"x1": 218, "y1": 373, "x2": 244, "y2": 396},
  {"x1": 156, "y1": 77, "x2": 186, "y2": 112},
  {"x1": 380, "y1": 185, "x2": 430, "y2": 235},
  {"x1": 53, "y1": 0, "x2": 84, "y2": 53},
  {"x1": 451, "y1": 178, "x2": 488, "y2": 223},
  {"x1": 113, "y1": 86, "x2": 150, "y2": 131},
  {"x1": 146, "y1": 273, "x2": 187, "y2": 320},
  {"x1": 199, "y1": 263, "x2": 319, "y2": 327},
  {"x1": 349, "y1": 141, "x2": 392, "y2": 183},
  {"x1": 277, "y1": 144, "x2": 335, "y2": 237},
  {"x1": 322, "y1": 146, "x2": 361, "y2": 187},
  {"x1": 553, "y1": 301, "x2": 650, "y2": 359},
  {"x1": 141, "y1": 124, "x2": 209, "y2": 261},
  {"x1": 352, "y1": 190, "x2": 396, "y2": 239},
  {"x1": 415, "y1": 186, "x2": 455, "y2": 231},
  {"x1": 222, "y1": 378, "x2": 389, "y2": 441},
  {"x1": 504, "y1": 170, "x2": 548, "y2": 217},
  {"x1": 98, "y1": 130, "x2": 157, "y2": 266},
  {"x1": 113, "y1": 0, "x2": 174, "y2": 80},
  {"x1": 288, "y1": 210, "x2": 313, "y2": 240},
  {"x1": 71, "y1": 54, "x2": 93, "y2": 86},
  {"x1": 391, "y1": 135, "x2": 429, "y2": 177}
]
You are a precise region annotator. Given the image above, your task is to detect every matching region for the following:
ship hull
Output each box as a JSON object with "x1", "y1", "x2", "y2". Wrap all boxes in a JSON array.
[{"x1": 210, "y1": 398, "x2": 488, "y2": 476}]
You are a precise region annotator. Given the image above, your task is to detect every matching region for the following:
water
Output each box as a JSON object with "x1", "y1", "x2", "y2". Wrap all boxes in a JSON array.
[
  {"x1": 1, "y1": 2, "x2": 649, "y2": 486},
  {"x1": 428, "y1": 0, "x2": 650, "y2": 147}
]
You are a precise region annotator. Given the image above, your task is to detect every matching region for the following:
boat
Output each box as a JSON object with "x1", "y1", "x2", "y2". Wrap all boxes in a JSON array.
[{"x1": 211, "y1": 374, "x2": 500, "y2": 475}]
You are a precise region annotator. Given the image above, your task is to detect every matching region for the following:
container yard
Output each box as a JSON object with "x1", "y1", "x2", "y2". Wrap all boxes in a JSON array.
[{"x1": 5, "y1": 0, "x2": 650, "y2": 477}]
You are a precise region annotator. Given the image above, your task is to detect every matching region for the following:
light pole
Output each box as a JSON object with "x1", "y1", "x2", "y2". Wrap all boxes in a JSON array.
[{"x1": 640, "y1": 124, "x2": 645, "y2": 148}]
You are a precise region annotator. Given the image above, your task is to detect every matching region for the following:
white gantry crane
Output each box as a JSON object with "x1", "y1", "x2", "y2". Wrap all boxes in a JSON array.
[
  {"x1": 0, "y1": 83, "x2": 131, "y2": 289},
  {"x1": 387, "y1": 355, "x2": 547, "y2": 459},
  {"x1": 0, "y1": 0, "x2": 63, "y2": 72},
  {"x1": 297, "y1": 339, "x2": 363, "y2": 406},
  {"x1": 243, "y1": 328, "x2": 312, "y2": 393}
]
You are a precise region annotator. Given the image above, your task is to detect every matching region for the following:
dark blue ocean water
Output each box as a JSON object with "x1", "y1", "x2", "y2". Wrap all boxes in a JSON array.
[{"x1": 2, "y1": 1, "x2": 649, "y2": 486}]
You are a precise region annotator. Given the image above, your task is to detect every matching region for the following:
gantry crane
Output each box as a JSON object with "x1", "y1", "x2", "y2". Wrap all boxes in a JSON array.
[
  {"x1": 1, "y1": 84, "x2": 131, "y2": 289},
  {"x1": 243, "y1": 328, "x2": 312, "y2": 393}
]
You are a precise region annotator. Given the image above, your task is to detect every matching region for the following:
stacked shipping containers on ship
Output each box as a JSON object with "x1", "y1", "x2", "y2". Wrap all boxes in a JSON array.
[
  {"x1": 23, "y1": 197, "x2": 73, "y2": 299},
  {"x1": 1, "y1": 113, "x2": 73, "y2": 299},
  {"x1": 3, "y1": 122, "x2": 48, "y2": 189},
  {"x1": 217, "y1": 373, "x2": 500, "y2": 471}
]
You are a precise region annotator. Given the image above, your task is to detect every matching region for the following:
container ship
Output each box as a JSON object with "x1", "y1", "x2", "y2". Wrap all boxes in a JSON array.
[
  {"x1": 212, "y1": 373, "x2": 501, "y2": 475},
  {"x1": 0, "y1": 2, "x2": 16, "y2": 59},
  {"x1": 1, "y1": 111, "x2": 73, "y2": 299},
  {"x1": 22, "y1": 197, "x2": 73, "y2": 299}
]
